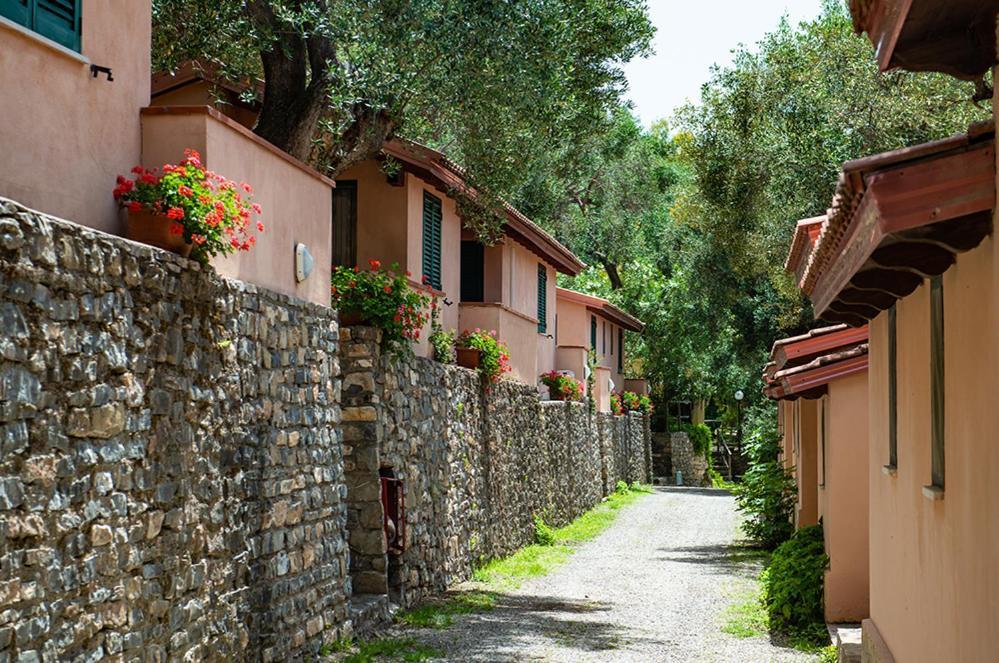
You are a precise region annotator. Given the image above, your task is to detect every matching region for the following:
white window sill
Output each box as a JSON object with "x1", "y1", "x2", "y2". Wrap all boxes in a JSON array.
[
  {"x1": 922, "y1": 485, "x2": 945, "y2": 501},
  {"x1": 0, "y1": 16, "x2": 89, "y2": 65},
  {"x1": 881, "y1": 464, "x2": 897, "y2": 477}
]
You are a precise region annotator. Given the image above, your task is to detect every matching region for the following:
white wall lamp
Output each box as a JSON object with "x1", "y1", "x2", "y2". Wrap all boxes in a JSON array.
[{"x1": 295, "y1": 243, "x2": 314, "y2": 283}]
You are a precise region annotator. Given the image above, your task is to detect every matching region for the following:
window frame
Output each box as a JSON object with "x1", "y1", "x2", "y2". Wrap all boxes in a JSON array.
[
  {"x1": 536, "y1": 263, "x2": 547, "y2": 334},
  {"x1": 886, "y1": 304, "x2": 898, "y2": 472},
  {"x1": 928, "y1": 276, "x2": 945, "y2": 493}
]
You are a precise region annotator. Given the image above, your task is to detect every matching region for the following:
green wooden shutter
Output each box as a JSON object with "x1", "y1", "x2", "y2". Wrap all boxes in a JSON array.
[
  {"x1": 422, "y1": 192, "x2": 442, "y2": 290},
  {"x1": 618, "y1": 328, "x2": 623, "y2": 372},
  {"x1": 536, "y1": 264, "x2": 547, "y2": 333},
  {"x1": 1, "y1": 0, "x2": 80, "y2": 51},
  {"x1": 590, "y1": 315, "x2": 597, "y2": 351},
  {"x1": 0, "y1": 0, "x2": 30, "y2": 26},
  {"x1": 35, "y1": 0, "x2": 79, "y2": 50}
]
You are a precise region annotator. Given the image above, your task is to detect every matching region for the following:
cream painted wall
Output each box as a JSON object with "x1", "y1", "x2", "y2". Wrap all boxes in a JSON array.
[
  {"x1": 866, "y1": 228, "x2": 999, "y2": 661},
  {"x1": 0, "y1": 0, "x2": 151, "y2": 233},
  {"x1": 822, "y1": 373, "x2": 869, "y2": 623},
  {"x1": 141, "y1": 111, "x2": 333, "y2": 305}
]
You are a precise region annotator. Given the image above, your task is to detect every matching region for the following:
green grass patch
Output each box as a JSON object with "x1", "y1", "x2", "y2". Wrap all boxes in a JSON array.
[
  {"x1": 396, "y1": 591, "x2": 496, "y2": 629},
  {"x1": 340, "y1": 637, "x2": 440, "y2": 662},
  {"x1": 472, "y1": 483, "x2": 652, "y2": 588},
  {"x1": 720, "y1": 586, "x2": 768, "y2": 638}
]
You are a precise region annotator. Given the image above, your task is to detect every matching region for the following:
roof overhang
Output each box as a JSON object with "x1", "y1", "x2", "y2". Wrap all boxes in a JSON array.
[
  {"x1": 764, "y1": 326, "x2": 870, "y2": 400},
  {"x1": 848, "y1": 0, "x2": 999, "y2": 79},
  {"x1": 785, "y1": 216, "x2": 826, "y2": 287},
  {"x1": 556, "y1": 288, "x2": 645, "y2": 332},
  {"x1": 802, "y1": 123, "x2": 994, "y2": 326},
  {"x1": 383, "y1": 139, "x2": 585, "y2": 276}
]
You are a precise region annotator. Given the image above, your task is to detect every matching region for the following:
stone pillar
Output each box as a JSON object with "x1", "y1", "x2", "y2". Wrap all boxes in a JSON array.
[{"x1": 339, "y1": 326, "x2": 388, "y2": 596}]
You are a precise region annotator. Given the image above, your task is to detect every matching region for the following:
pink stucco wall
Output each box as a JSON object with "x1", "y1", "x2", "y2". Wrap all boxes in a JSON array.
[
  {"x1": 141, "y1": 109, "x2": 333, "y2": 305},
  {"x1": 865, "y1": 229, "x2": 999, "y2": 661},
  {"x1": 458, "y1": 302, "x2": 538, "y2": 384},
  {"x1": 555, "y1": 293, "x2": 629, "y2": 409},
  {"x1": 0, "y1": 0, "x2": 151, "y2": 233},
  {"x1": 337, "y1": 160, "x2": 462, "y2": 356},
  {"x1": 821, "y1": 374, "x2": 869, "y2": 624}
]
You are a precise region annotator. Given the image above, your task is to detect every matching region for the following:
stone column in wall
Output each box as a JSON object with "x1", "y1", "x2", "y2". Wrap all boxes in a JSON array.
[{"x1": 339, "y1": 326, "x2": 389, "y2": 595}]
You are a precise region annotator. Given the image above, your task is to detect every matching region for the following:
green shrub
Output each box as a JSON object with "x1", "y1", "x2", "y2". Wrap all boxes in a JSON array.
[
  {"x1": 733, "y1": 404, "x2": 796, "y2": 549},
  {"x1": 684, "y1": 423, "x2": 713, "y2": 458},
  {"x1": 761, "y1": 524, "x2": 828, "y2": 644},
  {"x1": 533, "y1": 515, "x2": 557, "y2": 546},
  {"x1": 614, "y1": 480, "x2": 630, "y2": 495}
]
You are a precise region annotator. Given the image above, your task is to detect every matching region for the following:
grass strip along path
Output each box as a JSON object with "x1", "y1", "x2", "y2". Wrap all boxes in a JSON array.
[{"x1": 326, "y1": 482, "x2": 653, "y2": 661}]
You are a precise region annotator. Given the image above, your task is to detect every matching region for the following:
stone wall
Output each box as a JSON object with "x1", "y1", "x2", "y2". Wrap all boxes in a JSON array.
[
  {"x1": 340, "y1": 330, "x2": 649, "y2": 609},
  {"x1": 0, "y1": 200, "x2": 349, "y2": 662},
  {"x1": 670, "y1": 432, "x2": 709, "y2": 487}
]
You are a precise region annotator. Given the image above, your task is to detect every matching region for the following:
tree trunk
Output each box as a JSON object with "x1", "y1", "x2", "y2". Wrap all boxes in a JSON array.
[
  {"x1": 691, "y1": 399, "x2": 706, "y2": 426},
  {"x1": 601, "y1": 259, "x2": 624, "y2": 290}
]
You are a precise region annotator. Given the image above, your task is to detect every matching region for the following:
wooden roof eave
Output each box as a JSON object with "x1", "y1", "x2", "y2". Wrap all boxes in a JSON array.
[{"x1": 810, "y1": 136, "x2": 995, "y2": 323}]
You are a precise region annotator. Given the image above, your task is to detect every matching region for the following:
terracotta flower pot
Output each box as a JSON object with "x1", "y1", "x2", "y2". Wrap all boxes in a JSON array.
[
  {"x1": 339, "y1": 311, "x2": 372, "y2": 326},
  {"x1": 456, "y1": 347, "x2": 482, "y2": 370},
  {"x1": 125, "y1": 209, "x2": 192, "y2": 258}
]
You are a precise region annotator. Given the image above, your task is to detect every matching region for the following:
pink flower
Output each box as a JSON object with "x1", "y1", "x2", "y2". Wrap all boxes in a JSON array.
[
  {"x1": 169, "y1": 222, "x2": 184, "y2": 236},
  {"x1": 127, "y1": 201, "x2": 142, "y2": 213},
  {"x1": 369, "y1": 259, "x2": 382, "y2": 270},
  {"x1": 166, "y1": 207, "x2": 185, "y2": 220},
  {"x1": 256, "y1": 221, "x2": 265, "y2": 232},
  {"x1": 178, "y1": 185, "x2": 193, "y2": 198}
]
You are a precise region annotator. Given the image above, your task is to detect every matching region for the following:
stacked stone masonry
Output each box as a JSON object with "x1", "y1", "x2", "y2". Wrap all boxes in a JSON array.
[
  {"x1": 0, "y1": 198, "x2": 651, "y2": 659},
  {"x1": 341, "y1": 330, "x2": 650, "y2": 609},
  {"x1": 0, "y1": 200, "x2": 349, "y2": 662}
]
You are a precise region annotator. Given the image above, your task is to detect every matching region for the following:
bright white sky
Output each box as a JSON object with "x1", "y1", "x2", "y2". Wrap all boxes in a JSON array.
[{"x1": 623, "y1": 0, "x2": 825, "y2": 127}]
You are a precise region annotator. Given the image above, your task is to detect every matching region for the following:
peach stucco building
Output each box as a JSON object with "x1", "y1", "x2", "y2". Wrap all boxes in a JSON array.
[
  {"x1": 0, "y1": 3, "x2": 333, "y2": 305},
  {"x1": 765, "y1": 324, "x2": 871, "y2": 624},
  {"x1": 335, "y1": 140, "x2": 586, "y2": 383},
  {"x1": 149, "y1": 67, "x2": 588, "y2": 385},
  {"x1": 555, "y1": 288, "x2": 644, "y2": 412},
  {"x1": 791, "y1": 3, "x2": 999, "y2": 656},
  {"x1": 0, "y1": 0, "x2": 151, "y2": 234}
]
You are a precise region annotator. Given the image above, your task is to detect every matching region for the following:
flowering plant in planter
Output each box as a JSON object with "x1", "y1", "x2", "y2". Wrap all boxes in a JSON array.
[
  {"x1": 114, "y1": 149, "x2": 262, "y2": 262},
  {"x1": 617, "y1": 390, "x2": 654, "y2": 415},
  {"x1": 457, "y1": 329, "x2": 511, "y2": 383},
  {"x1": 331, "y1": 260, "x2": 430, "y2": 349},
  {"x1": 610, "y1": 392, "x2": 623, "y2": 416},
  {"x1": 539, "y1": 371, "x2": 584, "y2": 402}
]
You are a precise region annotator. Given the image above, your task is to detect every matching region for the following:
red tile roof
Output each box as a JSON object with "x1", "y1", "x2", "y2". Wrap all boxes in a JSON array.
[
  {"x1": 763, "y1": 325, "x2": 869, "y2": 400},
  {"x1": 555, "y1": 288, "x2": 644, "y2": 332}
]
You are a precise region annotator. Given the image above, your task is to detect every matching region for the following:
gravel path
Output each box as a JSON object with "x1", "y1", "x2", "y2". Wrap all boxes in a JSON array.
[{"x1": 394, "y1": 486, "x2": 821, "y2": 663}]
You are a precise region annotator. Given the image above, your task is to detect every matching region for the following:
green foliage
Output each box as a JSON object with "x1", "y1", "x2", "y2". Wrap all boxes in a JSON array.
[
  {"x1": 682, "y1": 423, "x2": 713, "y2": 459},
  {"x1": 341, "y1": 637, "x2": 441, "y2": 662},
  {"x1": 457, "y1": 330, "x2": 511, "y2": 384},
  {"x1": 331, "y1": 261, "x2": 430, "y2": 350},
  {"x1": 557, "y1": 2, "x2": 987, "y2": 409},
  {"x1": 761, "y1": 524, "x2": 829, "y2": 646},
  {"x1": 614, "y1": 480, "x2": 629, "y2": 495},
  {"x1": 319, "y1": 638, "x2": 353, "y2": 655},
  {"x1": 533, "y1": 515, "x2": 557, "y2": 546},
  {"x1": 396, "y1": 591, "x2": 496, "y2": 629},
  {"x1": 733, "y1": 403, "x2": 796, "y2": 549},
  {"x1": 707, "y1": 468, "x2": 735, "y2": 491},
  {"x1": 428, "y1": 299, "x2": 455, "y2": 364},
  {"x1": 153, "y1": 0, "x2": 654, "y2": 239},
  {"x1": 721, "y1": 586, "x2": 768, "y2": 639}
]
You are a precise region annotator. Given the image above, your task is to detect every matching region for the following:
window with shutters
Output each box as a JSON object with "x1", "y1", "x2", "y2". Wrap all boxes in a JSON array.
[
  {"x1": 421, "y1": 191, "x2": 442, "y2": 291},
  {"x1": 602, "y1": 321, "x2": 606, "y2": 353},
  {"x1": 590, "y1": 315, "x2": 597, "y2": 351},
  {"x1": 929, "y1": 276, "x2": 945, "y2": 491},
  {"x1": 536, "y1": 264, "x2": 547, "y2": 333},
  {"x1": 1, "y1": 0, "x2": 81, "y2": 52},
  {"x1": 618, "y1": 329, "x2": 623, "y2": 372}
]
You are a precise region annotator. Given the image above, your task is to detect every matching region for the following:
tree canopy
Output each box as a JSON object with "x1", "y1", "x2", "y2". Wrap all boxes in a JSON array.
[
  {"x1": 152, "y1": 0, "x2": 654, "y2": 235},
  {"x1": 554, "y1": 0, "x2": 987, "y2": 409}
]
